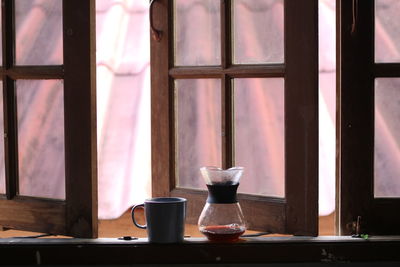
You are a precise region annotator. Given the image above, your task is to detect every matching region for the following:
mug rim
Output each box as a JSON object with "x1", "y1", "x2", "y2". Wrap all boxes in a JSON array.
[{"x1": 145, "y1": 197, "x2": 186, "y2": 204}]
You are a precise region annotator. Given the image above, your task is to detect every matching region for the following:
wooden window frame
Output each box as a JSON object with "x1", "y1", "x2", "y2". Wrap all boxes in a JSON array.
[
  {"x1": 0, "y1": 0, "x2": 97, "y2": 238},
  {"x1": 338, "y1": 0, "x2": 400, "y2": 235},
  {"x1": 151, "y1": 0, "x2": 318, "y2": 235}
]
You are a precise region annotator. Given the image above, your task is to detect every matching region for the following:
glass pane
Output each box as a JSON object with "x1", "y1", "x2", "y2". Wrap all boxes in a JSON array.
[
  {"x1": 374, "y1": 78, "x2": 400, "y2": 197},
  {"x1": 0, "y1": 81, "x2": 5, "y2": 194},
  {"x1": 15, "y1": 0, "x2": 63, "y2": 65},
  {"x1": 174, "y1": 0, "x2": 221, "y2": 66},
  {"x1": 234, "y1": 78, "x2": 284, "y2": 197},
  {"x1": 17, "y1": 80, "x2": 65, "y2": 199},
  {"x1": 375, "y1": 0, "x2": 400, "y2": 62},
  {"x1": 176, "y1": 79, "x2": 222, "y2": 189},
  {"x1": 233, "y1": 0, "x2": 284, "y2": 64}
]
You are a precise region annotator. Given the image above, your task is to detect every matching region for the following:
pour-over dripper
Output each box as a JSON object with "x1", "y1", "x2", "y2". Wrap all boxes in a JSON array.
[
  {"x1": 200, "y1": 166, "x2": 243, "y2": 185},
  {"x1": 198, "y1": 166, "x2": 246, "y2": 242}
]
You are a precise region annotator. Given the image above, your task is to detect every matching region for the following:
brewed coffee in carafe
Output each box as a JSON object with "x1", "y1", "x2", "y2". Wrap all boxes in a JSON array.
[{"x1": 198, "y1": 166, "x2": 246, "y2": 242}]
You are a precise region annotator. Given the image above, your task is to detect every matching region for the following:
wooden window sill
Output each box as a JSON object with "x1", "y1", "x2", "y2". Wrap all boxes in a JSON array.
[{"x1": 0, "y1": 236, "x2": 399, "y2": 264}]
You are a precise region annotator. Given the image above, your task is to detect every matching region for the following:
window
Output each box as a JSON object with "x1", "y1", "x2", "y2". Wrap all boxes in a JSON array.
[
  {"x1": 1, "y1": 0, "x2": 399, "y2": 240},
  {"x1": 0, "y1": 0, "x2": 97, "y2": 237},
  {"x1": 151, "y1": 0, "x2": 319, "y2": 235},
  {"x1": 338, "y1": 0, "x2": 400, "y2": 235}
]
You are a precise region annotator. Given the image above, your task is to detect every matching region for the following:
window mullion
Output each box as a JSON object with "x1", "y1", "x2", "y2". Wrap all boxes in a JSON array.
[
  {"x1": 221, "y1": 0, "x2": 231, "y2": 69},
  {"x1": 3, "y1": 0, "x2": 14, "y2": 70},
  {"x1": 3, "y1": 0, "x2": 18, "y2": 200},
  {"x1": 221, "y1": 0, "x2": 234, "y2": 169},
  {"x1": 374, "y1": 63, "x2": 400, "y2": 77},
  {"x1": 221, "y1": 76, "x2": 234, "y2": 169},
  {"x1": 3, "y1": 77, "x2": 18, "y2": 200}
]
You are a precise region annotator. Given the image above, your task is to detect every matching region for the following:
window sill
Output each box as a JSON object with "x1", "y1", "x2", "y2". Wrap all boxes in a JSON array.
[{"x1": 0, "y1": 236, "x2": 400, "y2": 265}]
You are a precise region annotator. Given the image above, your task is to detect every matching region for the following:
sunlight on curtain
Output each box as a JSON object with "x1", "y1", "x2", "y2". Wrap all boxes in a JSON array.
[
  {"x1": 96, "y1": 0, "x2": 151, "y2": 219},
  {"x1": 319, "y1": 0, "x2": 336, "y2": 216}
]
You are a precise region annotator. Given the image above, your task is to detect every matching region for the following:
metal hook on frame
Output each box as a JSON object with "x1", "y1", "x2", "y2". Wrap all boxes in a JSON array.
[
  {"x1": 150, "y1": 0, "x2": 162, "y2": 41},
  {"x1": 351, "y1": 0, "x2": 358, "y2": 35}
]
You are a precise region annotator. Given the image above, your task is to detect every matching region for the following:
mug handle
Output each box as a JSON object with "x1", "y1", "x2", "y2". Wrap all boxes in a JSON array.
[{"x1": 131, "y1": 204, "x2": 146, "y2": 229}]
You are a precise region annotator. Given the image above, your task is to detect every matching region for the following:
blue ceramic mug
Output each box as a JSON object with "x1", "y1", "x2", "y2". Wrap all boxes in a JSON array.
[{"x1": 131, "y1": 197, "x2": 187, "y2": 243}]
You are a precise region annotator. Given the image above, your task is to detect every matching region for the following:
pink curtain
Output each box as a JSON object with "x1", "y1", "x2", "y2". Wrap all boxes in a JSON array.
[
  {"x1": 4, "y1": 0, "x2": 399, "y2": 220},
  {"x1": 96, "y1": 0, "x2": 151, "y2": 219}
]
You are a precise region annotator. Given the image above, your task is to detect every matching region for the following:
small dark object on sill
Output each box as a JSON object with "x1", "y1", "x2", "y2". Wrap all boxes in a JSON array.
[
  {"x1": 118, "y1": 236, "x2": 138, "y2": 241},
  {"x1": 12, "y1": 234, "x2": 54, "y2": 239}
]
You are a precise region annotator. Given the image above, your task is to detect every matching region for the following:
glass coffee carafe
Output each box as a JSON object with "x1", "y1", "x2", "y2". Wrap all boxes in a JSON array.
[{"x1": 198, "y1": 166, "x2": 246, "y2": 242}]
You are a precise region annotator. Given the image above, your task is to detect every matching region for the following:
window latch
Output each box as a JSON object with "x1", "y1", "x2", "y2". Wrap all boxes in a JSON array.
[
  {"x1": 150, "y1": 0, "x2": 162, "y2": 41},
  {"x1": 348, "y1": 216, "x2": 369, "y2": 239},
  {"x1": 351, "y1": 0, "x2": 358, "y2": 35},
  {"x1": 352, "y1": 216, "x2": 361, "y2": 236}
]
